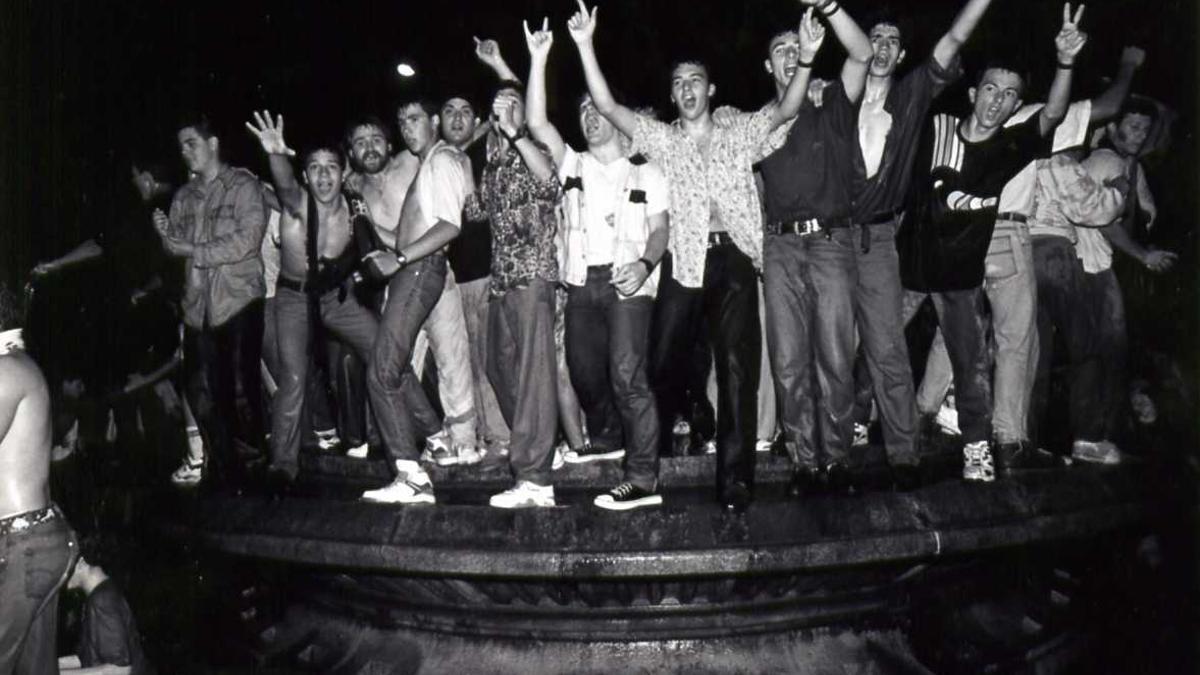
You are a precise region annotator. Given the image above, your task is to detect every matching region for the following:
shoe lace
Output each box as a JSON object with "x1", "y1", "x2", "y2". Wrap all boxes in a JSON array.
[{"x1": 611, "y1": 482, "x2": 635, "y2": 498}]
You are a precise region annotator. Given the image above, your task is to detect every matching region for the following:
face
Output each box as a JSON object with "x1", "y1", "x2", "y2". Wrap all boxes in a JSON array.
[
  {"x1": 348, "y1": 124, "x2": 391, "y2": 175},
  {"x1": 440, "y1": 98, "x2": 478, "y2": 147},
  {"x1": 868, "y1": 24, "x2": 906, "y2": 77},
  {"x1": 398, "y1": 104, "x2": 438, "y2": 155},
  {"x1": 131, "y1": 166, "x2": 155, "y2": 201},
  {"x1": 578, "y1": 96, "x2": 617, "y2": 147},
  {"x1": 492, "y1": 88, "x2": 526, "y2": 129},
  {"x1": 303, "y1": 150, "x2": 344, "y2": 203},
  {"x1": 177, "y1": 127, "x2": 217, "y2": 175},
  {"x1": 670, "y1": 63, "x2": 714, "y2": 121},
  {"x1": 764, "y1": 31, "x2": 800, "y2": 92},
  {"x1": 1109, "y1": 113, "x2": 1154, "y2": 156},
  {"x1": 969, "y1": 69, "x2": 1024, "y2": 130}
]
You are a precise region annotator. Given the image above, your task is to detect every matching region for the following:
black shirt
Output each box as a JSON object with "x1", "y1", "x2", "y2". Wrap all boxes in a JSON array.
[
  {"x1": 78, "y1": 580, "x2": 151, "y2": 675},
  {"x1": 759, "y1": 81, "x2": 864, "y2": 226},
  {"x1": 852, "y1": 57, "x2": 961, "y2": 221},
  {"x1": 900, "y1": 113, "x2": 1053, "y2": 292},
  {"x1": 447, "y1": 138, "x2": 492, "y2": 283}
]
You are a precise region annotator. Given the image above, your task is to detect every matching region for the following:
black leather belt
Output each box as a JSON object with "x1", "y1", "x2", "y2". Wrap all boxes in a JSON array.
[
  {"x1": 708, "y1": 232, "x2": 734, "y2": 247},
  {"x1": 995, "y1": 212, "x2": 1028, "y2": 223},
  {"x1": 766, "y1": 215, "x2": 853, "y2": 237},
  {"x1": 586, "y1": 264, "x2": 614, "y2": 273},
  {"x1": 276, "y1": 276, "x2": 311, "y2": 293}
]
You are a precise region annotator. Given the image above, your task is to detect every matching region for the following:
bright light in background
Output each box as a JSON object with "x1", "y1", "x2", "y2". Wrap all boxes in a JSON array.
[{"x1": 396, "y1": 63, "x2": 415, "y2": 77}]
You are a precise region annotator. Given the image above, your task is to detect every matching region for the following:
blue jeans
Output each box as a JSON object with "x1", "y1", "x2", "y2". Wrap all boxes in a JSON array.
[
  {"x1": 369, "y1": 256, "x2": 447, "y2": 468},
  {"x1": 0, "y1": 513, "x2": 77, "y2": 675},
  {"x1": 565, "y1": 267, "x2": 660, "y2": 491}
]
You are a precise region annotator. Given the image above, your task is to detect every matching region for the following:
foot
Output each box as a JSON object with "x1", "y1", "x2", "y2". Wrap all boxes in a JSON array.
[
  {"x1": 345, "y1": 443, "x2": 369, "y2": 460},
  {"x1": 420, "y1": 432, "x2": 459, "y2": 467},
  {"x1": 480, "y1": 442, "x2": 511, "y2": 468},
  {"x1": 170, "y1": 459, "x2": 204, "y2": 487},
  {"x1": 361, "y1": 460, "x2": 436, "y2": 504},
  {"x1": 721, "y1": 482, "x2": 752, "y2": 513},
  {"x1": 594, "y1": 482, "x2": 663, "y2": 511},
  {"x1": 994, "y1": 440, "x2": 1065, "y2": 475},
  {"x1": 787, "y1": 467, "x2": 822, "y2": 499},
  {"x1": 892, "y1": 462, "x2": 923, "y2": 492},
  {"x1": 935, "y1": 401, "x2": 962, "y2": 437},
  {"x1": 962, "y1": 440, "x2": 995, "y2": 482},
  {"x1": 564, "y1": 443, "x2": 626, "y2": 464},
  {"x1": 852, "y1": 423, "x2": 870, "y2": 448},
  {"x1": 489, "y1": 481, "x2": 555, "y2": 508},
  {"x1": 1071, "y1": 439, "x2": 1123, "y2": 465},
  {"x1": 755, "y1": 438, "x2": 774, "y2": 453},
  {"x1": 824, "y1": 462, "x2": 857, "y2": 496},
  {"x1": 455, "y1": 444, "x2": 482, "y2": 466},
  {"x1": 315, "y1": 430, "x2": 341, "y2": 452}
]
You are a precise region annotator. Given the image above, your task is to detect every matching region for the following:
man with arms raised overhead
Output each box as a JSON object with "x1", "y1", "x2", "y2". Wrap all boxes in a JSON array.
[
  {"x1": 0, "y1": 285, "x2": 78, "y2": 674},
  {"x1": 568, "y1": 0, "x2": 820, "y2": 511}
]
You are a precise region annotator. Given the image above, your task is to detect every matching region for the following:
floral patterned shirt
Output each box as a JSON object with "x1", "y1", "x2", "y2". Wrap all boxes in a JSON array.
[
  {"x1": 630, "y1": 106, "x2": 774, "y2": 288},
  {"x1": 465, "y1": 139, "x2": 561, "y2": 296}
]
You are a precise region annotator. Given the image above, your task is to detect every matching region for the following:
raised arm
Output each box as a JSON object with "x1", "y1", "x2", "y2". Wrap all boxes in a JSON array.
[
  {"x1": 524, "y1": 18, "x2": 567, "y2": 166},
  {"x1": 245, "y1": 110, "x2": 303, "y2": 216},
  {"x1": 808, "y1": 0, "x2": 872, "y2": 102},
  {"x1": 494, "y1": 94, "x2": 556, "y2": 182},
  {"x1": 932, "y1": 0, "x2": 995, "y2": 70},
  {"x1": 568, "y1": 0, "x2": 638, "y2": 139},
  {"x1": 1089, "y1": 46, "x2": 1143, "y2": 123},
  {"x1": 1040, "y1": 3, "x2": 1087, "y2": 135},
  {"x1": 474, "y1": 37, "x2": 520, "y2": 83},
  {"x1": 768, "y1": 8, "x2": 825, "y2": 128}
]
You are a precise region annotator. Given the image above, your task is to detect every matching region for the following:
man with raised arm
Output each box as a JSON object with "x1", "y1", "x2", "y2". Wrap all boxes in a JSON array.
[
  {"x1": 0, "y1": 285, "x2": 78, "y2": 674},
  {"x1": 153, "y1": 114, "x2": 268, "y2": 492},
  {"x1": 243, "y1": 111, "x2": 401, "y2": 489},
  {"x1": 524, "y1": 19, "x2": 671, "y2": 510},
  {"x1": 899, "y1": 4, "x2": 1087, "y2": 482},
  {"x1": 569, "y1": 0, "x2": 820, "y2": 512},
  {"x1": 353, "y1": 99, "x2": 470, "y2": 504},
  {"x1": 464, "y1": 77, "x2": 563, "y2": 509},
  {"x1": 749, "y1": 0, "x2": 874, "y2": 500},
  {"x1": 803, "y1": 0, "x2": 994, "y2": 494}
]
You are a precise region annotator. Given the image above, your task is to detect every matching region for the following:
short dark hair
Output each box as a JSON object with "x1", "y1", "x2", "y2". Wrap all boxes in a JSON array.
[
  {"x1": 575, "y1": 87, "x2": 627, "y2": 112},
  {"x1": 976, "y1": 63, "x2": 1029, "y2": 96},
  {"x1": 343, "y1": 115, "x2": 394, "y2": 151},
  {"x1": 176, "y1": 112, "x2": 217, "y2": 139},
  {"x1": 863, "y1": 6, "x2": 911, "y2": 46},
  {"x1": 0, "y1": 284, "x2": 24, "y2": 331},
  {"x1": 397, "y1": 98, "x2": 440, "y2": 120},
  {"x1": 440, "y1": 94, "x2": 478, "y2": 116},
  {"x1": 669, "y1": 58, "x2": 711, "y2": 82},
  {"x1": 300, "y1": 141, "x2": 346, "y2": 170},
  {"x1": 492, "y1": 80, "x2": 525, "y2": 101},
  {"x1": 1116, "y1": 97, "x2": 1159, "y2": 124}
]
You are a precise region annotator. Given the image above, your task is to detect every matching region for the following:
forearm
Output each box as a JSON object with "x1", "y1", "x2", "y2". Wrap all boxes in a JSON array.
[
  {"x1": 933, "y1": 0, "x2": 993, "y2": 69},
  {"x1": 399, "y1": 221, "x2": 460, "y2": 262},
  {"x1": 266, "y1": 154, "x2": 303, "y2": 214},
  {"x1": 51, "y1": 240, "x2": 103, "y2": 268},
  {"x1": 487, "y1": 56, "x2": 519, "y2": 83},
  {"x1": 1101, "y1": 221, "x2": 1151, "y2": 263},
  {"x1": 574, "y1": 42, "x2": 637, "y2": 136},
  {"x1": 1040, "y1": 66, "x2": 1074, "y2": 134},
  {"x1": 772, "y1": 64, "x2": 814, "y2": 127},
  {"x1": 511, "y1": 137, "x2": 556, "y2": 182},
  {"x1": 827, "y1": 4, "x2": 871, "y2": 101},
  {"x1": 641, "y1": 217, "x2": 669, "y2": 263},
  {"x1": 526, "y1": 58, "x2": 566, "y2": 163}
]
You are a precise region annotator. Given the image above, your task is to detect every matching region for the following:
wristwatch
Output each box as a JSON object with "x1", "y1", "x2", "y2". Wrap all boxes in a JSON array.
[{"x1": 396, "y1": 251, "x2": 408, "y2": 268}]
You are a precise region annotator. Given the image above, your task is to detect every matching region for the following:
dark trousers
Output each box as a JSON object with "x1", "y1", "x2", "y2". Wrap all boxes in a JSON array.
[
  {"x1": 488, "y1": 280, "x2": 558, "y2": 485},
  {"x1": 651, "y1": 245, "x2": 759, "y2": 492},
  {"x1": 0, "y1": 516, "x2": 76, "y2": 675},
  {"x1": 270, "y1": 285, "x2": 384, "y2": 478},
  {"x1": 183, "y1": 299, "x2": 265, "y2": 487},
  {"x1": 1032, "y1": 236, "x2": 1127, "y2": 445},
  {"x1": 329, "y1": 341, "x2": 372, "y2": 447},
  {"x1": 913, "y1": 288, "x2": 993, "y2": 443},
  {"x1": 369, "y1": 257, "x2": 446, "y2": 468},
  {"x1": 565, "y1": 267, "x2": 660, "y2": 491},
  {"x1": 809, "y1": 223, "x2": 918, "y2": 465}
]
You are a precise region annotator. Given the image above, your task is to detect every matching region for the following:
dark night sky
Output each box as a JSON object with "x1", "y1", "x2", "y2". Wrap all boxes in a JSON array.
[{"x1": 1, "y1": 0, "x2": 1195, "y2": 290}]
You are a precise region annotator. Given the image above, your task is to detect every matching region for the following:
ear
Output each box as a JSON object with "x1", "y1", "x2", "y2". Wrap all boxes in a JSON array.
[
  {"x1": 209, "y1": 136, "x2": 220, "y2": 154},
  {"x1": 968, "y1": 87, "x2": 977, "y2": 105},
  {"x1": 1012, "y1": 97, "x2": 1024, "y2": 113},
  {"x1": 708, "y1": 83, "x2": 716, "y2": 99},
  {"x1": 431, "y1": 114, "x2": 440, "y2": 130},
  {"x1": 763, "y1": 59, "x2": 773, "y2": 75},
  {"x1": 473, "y1": 116, "x2": 481, "y2": 127},
  {"x1": 896, "y1": 49, "x2": 907, "y2": 66}
]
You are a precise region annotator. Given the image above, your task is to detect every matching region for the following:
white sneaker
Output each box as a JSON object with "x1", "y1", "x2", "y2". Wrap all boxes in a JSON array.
[
  {"x1": 1072, "y1": 440, "x2": 1123, "y2": 465},
  {"x1": 171, "y1": 459, "x2": 204, "y2": 486},
  {"x1": 962, "y1": 440, "x2": 995, "y2": 482},
  {"x1": 345, "y1": 443, "x2": 369, "y2": 459},
  {"x1": 703, "y1": 440, "x2": 717, "y2": 455},
  {"x1": 935, "y1": 401, "x2": 962, "y2": 437},
  {"x1": 421, "y1": 432, "x2": 458, "y2": 466},
  {"x1": 552, "y1": 442, "x2": 568, "y2": 471},
  {"x1": 455, "y1": 444, "x2": 482, "y2": 466},
  {"x1": 361, "y1": 460, "x2": 436, "y2": 504},
  {"x1": 672, "y1": 420, "x2": 691, "y2": 436},
  {"x1": 315, "y1": 429, "x2": 341, "y2": 452},
  {"x1": 489, "y1": 481, "x2": 555, "y2": 508},
  {"x1": 755, "y1": 439, "x2": 773, "y2": 453},
  {"x1": 852, "y1": 423, "x2": 870, "y2": 448}
]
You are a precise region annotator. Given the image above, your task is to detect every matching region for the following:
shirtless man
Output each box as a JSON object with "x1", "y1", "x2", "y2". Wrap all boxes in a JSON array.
[
  {"x1": 361, "y1": 100, "x2": 469, "y2": 504},
  {"x1": 0, "y1": 285, "x2": 78, "y2": 674},
  {"x1": 244, "y1": 111, "x2": 426, "y2": 487}
]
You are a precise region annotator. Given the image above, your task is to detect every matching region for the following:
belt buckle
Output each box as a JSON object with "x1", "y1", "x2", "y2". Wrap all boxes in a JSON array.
[{"x1": 802, "y1": 219, "x2": 821, "y2": 236}]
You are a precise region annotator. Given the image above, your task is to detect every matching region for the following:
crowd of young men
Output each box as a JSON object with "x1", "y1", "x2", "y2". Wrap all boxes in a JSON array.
[{"x1": 131, "y1": 0, "x2": 1168, "y2": 515}]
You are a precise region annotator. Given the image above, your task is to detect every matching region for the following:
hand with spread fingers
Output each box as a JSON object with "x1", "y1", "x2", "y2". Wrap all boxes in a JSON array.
[
  {"x1": 567, "y1": 0, "x2": 598, "y2": 44},
  {"x1": 524, "y1": 17, "x2": 553, "y2": 62},
  {"x1": 1055, "y1": 3, "x2": 1088, "y2": 65},
  {"x1": 244, "y1": 110, "x2": 296, "y2": 157}
]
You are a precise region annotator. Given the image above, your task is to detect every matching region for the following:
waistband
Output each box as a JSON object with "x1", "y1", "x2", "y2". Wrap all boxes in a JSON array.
[
  {"x1": 766, "y1": 215, "x2": 853, "y2": 236},
  {"x1": 995, "y1": 212, "x2": 1028, "y2": 224},
  {"x1": 859, "y1": 208, "x2": 903, "y2": 226},
  {"x1": 277, "y1": 276, "x2": 314, "y2": 294},
  {"x1": 707, "y1": 231, "x2": 734, "y2": 247},
  {"x1": 0, "y1": 504, "x2": 60, "y2": 536},
  {"x1": 586, "y1": 263, "x2": 615, "y2": 273}
]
